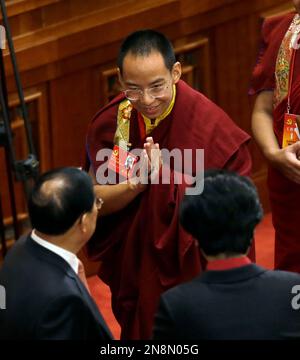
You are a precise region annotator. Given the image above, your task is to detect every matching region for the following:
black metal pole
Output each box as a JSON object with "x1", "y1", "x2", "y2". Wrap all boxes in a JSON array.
[
  {"x1": 0, "y1": 0, "x2": 40, "y2": 254},
  {"x1": 0, "y1": 193, "x2": 7, "y2": 257},
  {"x1": 0, "y1": 0, "x2": 36, "y2": 157},
  {"x1": 4, "y1": 143, "x2": 19, "y2": 239}
]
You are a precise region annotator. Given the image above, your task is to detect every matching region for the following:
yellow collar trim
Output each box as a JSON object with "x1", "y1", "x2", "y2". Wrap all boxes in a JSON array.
[{"x1": 142, "y1": 84, "x2": 176, "y2": 133}]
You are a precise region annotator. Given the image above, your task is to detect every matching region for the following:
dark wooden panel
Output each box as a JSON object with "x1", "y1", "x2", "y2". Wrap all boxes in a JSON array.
[
  {"x1": 3, "y1": 0, "x2": 179, "y2": 76},
  {"x1": 50, "y1": 68, "x2": 96, "y2": 167},
  {"x1": 6, "y1": 0, "x2": 60, "y2": 18}
]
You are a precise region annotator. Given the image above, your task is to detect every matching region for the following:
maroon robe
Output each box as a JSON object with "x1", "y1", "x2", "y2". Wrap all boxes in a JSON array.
[
  {"x1": 250, "y1": 13, "x2": 300, "y2": 273},
  {"x1": 84, "y1": 80, "x2": 252, "y2": 339}
]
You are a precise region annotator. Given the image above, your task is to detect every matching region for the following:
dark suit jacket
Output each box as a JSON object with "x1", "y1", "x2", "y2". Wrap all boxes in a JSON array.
[
  {"x1": 153, "y1": 264, "x2": 300, "y2": 340},
  {"x1": 0, "y1": 235, "x2": 112, "y2": 340}
]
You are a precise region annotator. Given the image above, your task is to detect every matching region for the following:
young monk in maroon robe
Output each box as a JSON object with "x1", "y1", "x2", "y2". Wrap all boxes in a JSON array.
[
  {"x1": 84, "y1": 30, "x2": 252, "y2": 339},
  {"x1": 250, "y1": 0, "x2": 300, "y2": 273}
]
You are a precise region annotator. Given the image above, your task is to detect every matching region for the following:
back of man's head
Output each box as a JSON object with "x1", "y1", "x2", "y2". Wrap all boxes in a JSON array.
[
  {"x1": 28, "y1": 167, "x2": 94, "y2": 236},
  {"x1": 180, "y1": 170, "x2": 263, "y2": 257},
  {"x1": 117, "y1": 29, "x2": 176, "y2": 74}
]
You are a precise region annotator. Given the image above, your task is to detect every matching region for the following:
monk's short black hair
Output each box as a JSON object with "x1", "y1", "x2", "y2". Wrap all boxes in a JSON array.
[
  {"x1": 180, "y1": 170, "x2": 263, "y2": 256},
  {"x1": 28, "y1": 167, "x2": 94, "y2": 235},
  {"x1": 117, "y1": 29, "x2": 176, "y2": 74}
]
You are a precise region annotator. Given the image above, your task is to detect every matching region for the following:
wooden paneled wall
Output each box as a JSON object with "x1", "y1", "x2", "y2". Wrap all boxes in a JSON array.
[{"x1": 0, "y1": 0, "x2": 293, "y2": 228}]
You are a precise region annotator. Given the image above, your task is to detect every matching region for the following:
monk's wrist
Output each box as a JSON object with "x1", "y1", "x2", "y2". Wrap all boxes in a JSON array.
[{"x1": 264, "y1": 147, "x2": 280, "y2": 163}]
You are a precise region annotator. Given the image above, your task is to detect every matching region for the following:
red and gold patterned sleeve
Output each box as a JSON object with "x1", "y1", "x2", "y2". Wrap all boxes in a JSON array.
[{"x1": 249, "y1": 13, "x2": 294, "y2": 95}]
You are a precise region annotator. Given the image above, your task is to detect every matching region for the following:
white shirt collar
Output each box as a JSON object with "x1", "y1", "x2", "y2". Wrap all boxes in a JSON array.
[{"x1": 31, "y1": 229, "x2": 79, "y2": 274}]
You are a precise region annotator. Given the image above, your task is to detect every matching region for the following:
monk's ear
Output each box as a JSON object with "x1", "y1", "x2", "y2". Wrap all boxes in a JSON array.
[
  {"x1": 172, "y1": 62, "x2": 181, "y2": 84},
  {"x1": 117, "y1": 68, "x2": 125, "y2": 88}
]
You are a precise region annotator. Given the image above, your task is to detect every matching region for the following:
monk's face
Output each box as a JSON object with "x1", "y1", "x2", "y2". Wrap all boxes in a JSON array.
[
  {"x1": 294, "y1": 0, "x2": 300, "y2": 14},
  {"x1": 119, "y1": 51, "x2": 181, "y2": 119}
]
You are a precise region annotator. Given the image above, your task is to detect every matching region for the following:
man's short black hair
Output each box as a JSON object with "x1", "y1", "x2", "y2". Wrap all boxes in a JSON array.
[
  {"x1": 28, "y1": 167, "x2": 95, "y2": 236},
  {"x1": 180, "y1": 170, "x2": 263, "y2": 256},
  {"x1": 117, "y1": 29, "x2": 176, "y2": 74}
]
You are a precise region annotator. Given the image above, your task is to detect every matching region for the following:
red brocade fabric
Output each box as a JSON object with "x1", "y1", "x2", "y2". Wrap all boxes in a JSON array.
[
  {"x1": 84, "y1": 80, "x2": 252, "y2": 339},
  {"x1": 250, "y1": 13, "x2": 300, "y2": 273}
]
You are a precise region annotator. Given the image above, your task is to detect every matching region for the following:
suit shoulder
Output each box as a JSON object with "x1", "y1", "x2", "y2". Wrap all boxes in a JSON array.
[
  {"x1": 42, "y1": 293, "x2": 87, "y2": 310},
  {"x1": 162, "y1": 276, "x2": 206, "y2": 302},
  {"x1": 262, "y1": 269, "x2": 300, "y2": 283}
]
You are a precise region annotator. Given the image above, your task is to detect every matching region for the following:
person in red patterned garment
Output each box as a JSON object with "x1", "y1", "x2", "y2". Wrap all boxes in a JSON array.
[{"x1": 250, "y1": 1, "x2": 300, "y2": 273}]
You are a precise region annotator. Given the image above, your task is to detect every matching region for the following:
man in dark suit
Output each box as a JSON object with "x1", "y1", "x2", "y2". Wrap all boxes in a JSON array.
[
  {"x1": 153, "y1": 170, "x2": 300, "y2": 340},
  {"x1": 0, "y1": 167, "x2": 112, "y2": 340}
]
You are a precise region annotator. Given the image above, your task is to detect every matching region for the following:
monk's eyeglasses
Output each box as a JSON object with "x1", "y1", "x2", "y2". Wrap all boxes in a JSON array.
[{"x1": 123, "y1": 82, "x2": 170, "y2": 101}]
